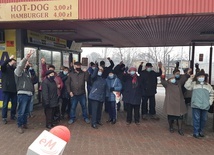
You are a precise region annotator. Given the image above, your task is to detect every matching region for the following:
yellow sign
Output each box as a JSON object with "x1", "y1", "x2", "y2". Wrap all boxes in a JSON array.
[
  {"x1": 0, "y1": 0, "x2": 78, "y2": 21},
  {"x1": 27, "y1": 30, "x2": 67, "y2": 48}
]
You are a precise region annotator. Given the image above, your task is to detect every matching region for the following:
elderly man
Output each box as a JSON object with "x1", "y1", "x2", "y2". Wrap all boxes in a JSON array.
[
  {"x1": 66, "y1": 62, "x2": 90, "y2": 124},
  {"x1": 138, "y1": 62, "x2": 162, "y2": 120},
  {"x1": 1, "y1": 55, "x2": 17, "y2": 124},
  {"x1": 14, "y1": 51, "x2": 34, "y2": 134}
]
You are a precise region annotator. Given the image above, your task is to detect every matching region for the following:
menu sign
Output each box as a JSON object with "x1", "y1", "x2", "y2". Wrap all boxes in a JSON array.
[
  {"x1": 0, "y1": 0, "x2": 78, "y2": 21},
  {"x1": 27, "y1": 30, "x2": 67, "y2": 49}
]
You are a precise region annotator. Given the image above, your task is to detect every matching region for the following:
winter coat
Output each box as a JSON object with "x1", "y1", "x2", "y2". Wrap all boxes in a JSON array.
[
  {"x1": 181, "y1": 74, "x2": 192, "y2": 99},
  {"x1": 161, "y1": 78, "x2": 187, "y2": 116},
  {"x1": 42, "y1": 77, "x2": 59, "y2": 108},
  {"x1": 138, "y1": 65, "x2": 162, "y2": 96},
  {"x1": 59, "y1": 73, "x2": 69, "y2": 99},
  {"x1": 114, "y1": 64, "x2": 125, "y2": 91},
  {"x1": 66, "y1": 70, "x2": 89, "y2": 96},
  {"x1": 106, "y1": 75, "x2": 122, "y2": 102},
  {"x1": 14, "y1": 58, "x2": 34, "y2": 96},
  {"x1": 87, "y1": 67, "x2": 94, "y2": 93},
  {"x1": 184, "y1": 78, "x2": 214, "y2": 110},
  {"x1": 122, "y1": 74, "x2": 142, "y2": 105},
  {"x1": 1, "y1": 58, "x2": 17, "y2": 93},
  {"x1": 102, "y1": 60, "x2": 114, "y2": 79},
  {"x1": 89, "y1": 68, "x2": 107, "y2": 102},
  {"x1": 40, "y1": 63, "x2": 63, "y2": 96}
]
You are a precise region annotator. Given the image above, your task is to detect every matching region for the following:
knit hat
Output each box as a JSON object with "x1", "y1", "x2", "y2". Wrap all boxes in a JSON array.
[
  {"x1": 195, "y1": 70, "x2": 207, "y2": 78},
  {"x1": 46, "y1": 70, "x2": 54, "y2": 76},
  {"x1": 129, "y1": 67, "x2": 137, "y2": 72}
]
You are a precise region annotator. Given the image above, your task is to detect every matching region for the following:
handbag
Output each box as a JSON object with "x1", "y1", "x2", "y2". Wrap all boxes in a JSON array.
[{"x1": 112, "y1": 78, "x2": 121, "y2": 103}]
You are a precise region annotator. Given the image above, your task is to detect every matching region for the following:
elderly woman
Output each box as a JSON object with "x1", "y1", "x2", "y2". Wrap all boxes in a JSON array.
[
  {"x1": 161, "y1": 68, "x2": 191, "y2": 135},
  {"x1": 42, "y1": 70, "x2": 59, "y2": 129},
  {"x1": 184, "y1": 70, "x2": 213, "y2": 138},
  {"x1": 123, "y1": 67, "x2": 142, "y2": 125},
  {"x1": 89, "y1": 66, "x2": 107, "y2": 129}
]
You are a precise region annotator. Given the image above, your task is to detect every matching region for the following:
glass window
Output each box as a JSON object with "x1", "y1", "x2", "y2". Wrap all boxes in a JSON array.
[
  {"x1": 52, "y1": 51, "x2": 62, "y2": 73},
  {"x1": 194, "y1": 46, "x2": 210, "y2": 74},
  {"x1": 63, "y1": 52, "x2": 69, "y2": 67},
  {"x1": 73, "y1": 53, "x2": 79, "y2": 63},
  {"x1": 39, "y1": 50, "x2": 51, "y2": 65}
]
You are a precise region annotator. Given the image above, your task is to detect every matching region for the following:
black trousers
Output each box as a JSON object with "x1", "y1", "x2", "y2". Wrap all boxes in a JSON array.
[
  {"x1": 91, "y1": 100, "x2": 103, "y2": 125},
  {"x1": 141, "y1": 95, "x2": 156, "y2": 115},
  {"x1": 44, "y1": 107, "x2": 55, "y2": 126},
  {"x1": 127, "y1": 103, "x2": 140, "y2": 123},
  {"x1": 61, "y1": 98, "x2": 70, "y2": 116}
]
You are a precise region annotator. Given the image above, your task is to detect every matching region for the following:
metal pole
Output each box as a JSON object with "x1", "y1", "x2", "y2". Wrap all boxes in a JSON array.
[
  {"x1": 168, "y1": 55, "x2": 170, "y2": 76},
  {"x1": 190, "y1": 43, "x2": 195, "y2": 71},
  {"x1": 210, "y1": 44, "x2": 214, "y2": 132},
  {"x1": 209, "y1": 45, "x2": 213, "y2": 84}
]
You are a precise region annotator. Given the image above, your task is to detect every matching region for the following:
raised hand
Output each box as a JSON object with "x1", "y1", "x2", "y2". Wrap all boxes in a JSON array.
[
  {"x1": 158, "y1": 62, "x2": 162, "y2": 68},
  {"x1": 26, "y1": 50, "x2": 34, "y2": 60},
  {"x1": 41, "y1": 58, "x2": 46, "y2": 64},
  {"x1": 10, "y1": 55, "x2": 15, "y2": 59},
  {"x1": 187, "y1": 68, "x2": 192, "y2": 75}
]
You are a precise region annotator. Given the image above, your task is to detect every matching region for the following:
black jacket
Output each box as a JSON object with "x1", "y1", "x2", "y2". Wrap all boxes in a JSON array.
[
  {"x1": 1, "y1": 58, "x2": 17, "y2": 93},
  {"x1": 42, "y1": 77, "x2": 59, "y2": 108},
  {"x1": 59, "y1": 73, "x2": 69, "y2": 99},
  {"x1": 138, "y1": 65, "x2": 162, "y2": 96},
  {"x1": 122, "y1": 74, "x2": 142, "y2": 105},
  {"x1": 102, "y1": 60, "x2": 114, "y2": 79}
]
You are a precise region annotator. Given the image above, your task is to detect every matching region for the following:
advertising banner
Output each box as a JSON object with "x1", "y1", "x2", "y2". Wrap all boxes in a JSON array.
[
  {"x1": 27, "y1": 30, "x2": 67, "y2": 49},
  {"x1": 0, "y1": 0, "x2": 78, "y2": 21}
]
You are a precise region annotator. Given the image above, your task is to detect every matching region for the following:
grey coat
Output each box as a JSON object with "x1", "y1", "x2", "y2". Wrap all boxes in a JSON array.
[
  {"x1": 161, "y1": 78, "x2": 187, "y2": 116},
  {"x1": 14, "y1": 58, "x2": 34, "y2": 95}
]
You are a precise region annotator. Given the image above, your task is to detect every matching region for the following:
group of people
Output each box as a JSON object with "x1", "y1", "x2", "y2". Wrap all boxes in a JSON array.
[
  {"x1": 1, "y1": 50, "x2": 213, "y2": 138},
  {"x1": 161, "y1": 64, "x2": 213, "y2": 138}
]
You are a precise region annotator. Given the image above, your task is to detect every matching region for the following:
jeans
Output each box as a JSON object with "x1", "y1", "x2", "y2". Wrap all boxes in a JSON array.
[
  {"x1": 29, "y1": 96, "x2": 34, "y2": 114},
  {"x1": 2, "y1": 92, "x2": 17, "y2": 119},
  {"x1": 107, "y1": 101, "x2": 116, "y2": 120},
  {"x1": 141, "y1": 95, "x2": 156, "y2": 115},
  {"x1": 17, "y1": 94, "x2": 32, "y2": 127},
  {"x1": 91, "y1": 100, "x2": 103, "y2": 125},
  {"x1": 61, "y1": 98, "x2": 70, "y2": 116},
  {"x1": 127, "y1": 103, "x2": 140, "y2": 123},
  {"x1": 70, "y1": 94, "x2": 88, "y2": 120},
  {"x1": 192, "y1": 108, "x2": 208, "y2": 135}
]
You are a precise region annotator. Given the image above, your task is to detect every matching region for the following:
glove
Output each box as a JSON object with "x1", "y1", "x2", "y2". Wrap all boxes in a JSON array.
[{"x1": 110, "y1": 87, "x2": 115, "y2": 92}]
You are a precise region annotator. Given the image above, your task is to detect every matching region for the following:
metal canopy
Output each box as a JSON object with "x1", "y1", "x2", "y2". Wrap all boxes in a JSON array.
[{"x1": 1, "y1": 14, "x2": 214, "y2": 47}]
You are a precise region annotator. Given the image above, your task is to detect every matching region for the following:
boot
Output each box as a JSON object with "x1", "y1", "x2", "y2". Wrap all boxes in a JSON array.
[
  {"x1": 168, "y1": 120, "x2": 174, "y2": 133},
  {"x1": 177, "y1": 119, "x2": 184, "y2": 136}
]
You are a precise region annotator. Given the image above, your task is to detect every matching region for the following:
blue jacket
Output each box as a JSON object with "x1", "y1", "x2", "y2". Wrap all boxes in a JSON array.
[
  {"x1": 89, "y1": 68, "x2": 107, "y2": 102},
  {"x1": 106, "y1": 75, "x2": 122, "y2": 102}
]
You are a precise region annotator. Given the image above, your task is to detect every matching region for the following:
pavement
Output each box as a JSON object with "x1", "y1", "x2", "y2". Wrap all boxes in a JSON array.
[{"x1": 0, "y1": 87, "x2": 214, "y2": 155}]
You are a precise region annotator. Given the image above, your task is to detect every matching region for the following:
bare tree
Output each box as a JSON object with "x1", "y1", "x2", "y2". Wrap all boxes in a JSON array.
[
  {"x1": 86, "y1": 52, "x2": 102, "y2": 63},
  {"x1": 111, "y1": 48, "x2": 142, "y2": 67}
]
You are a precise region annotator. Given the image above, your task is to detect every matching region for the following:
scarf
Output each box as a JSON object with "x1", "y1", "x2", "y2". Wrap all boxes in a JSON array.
[{"x1": 132, "y1": 74, "x2": 137, "y2": 84}]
